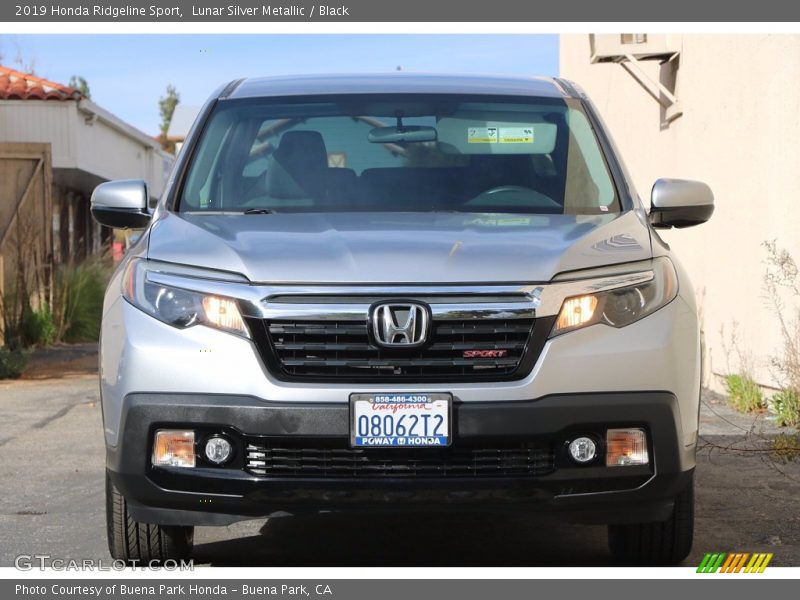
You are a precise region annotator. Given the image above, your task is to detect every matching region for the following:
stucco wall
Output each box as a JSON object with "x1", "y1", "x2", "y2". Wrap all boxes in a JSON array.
[{"x1": 560, "y1": 34, "x2": 800, "y2": 390}]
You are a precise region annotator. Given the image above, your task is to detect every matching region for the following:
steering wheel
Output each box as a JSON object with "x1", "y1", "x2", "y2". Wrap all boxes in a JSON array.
[
  {"x1": 482, "y1": 185, "x2": 536, "y2": 195},
  {"x1": 466, "y1": 185, "x2": 561, "y2": 210}
]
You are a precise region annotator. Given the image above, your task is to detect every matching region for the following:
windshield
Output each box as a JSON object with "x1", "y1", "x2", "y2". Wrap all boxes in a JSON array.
[{"x1": 178, "y1": 94, "x2": 620, "y2": 215}]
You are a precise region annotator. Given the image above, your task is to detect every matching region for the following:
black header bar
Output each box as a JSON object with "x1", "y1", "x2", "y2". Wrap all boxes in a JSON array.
[{"x1": 3, "y1": 0, "x2": 799, "y2": 23}]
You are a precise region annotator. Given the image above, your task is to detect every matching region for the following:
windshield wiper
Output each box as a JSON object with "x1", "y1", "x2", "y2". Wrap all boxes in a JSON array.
[{"x1": 242, "y1": 208, "x2": 274, "y2": 215}]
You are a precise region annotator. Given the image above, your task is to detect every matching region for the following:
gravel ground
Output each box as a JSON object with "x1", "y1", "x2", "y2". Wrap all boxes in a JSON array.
[{"x1": 0, "y1": 371, "x2": 798, "y2": 567}]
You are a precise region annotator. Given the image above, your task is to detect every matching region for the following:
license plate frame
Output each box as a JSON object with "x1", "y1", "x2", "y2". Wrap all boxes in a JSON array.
[{"x1": 349, "y1": 392, "x2": 452, "y2": 448}]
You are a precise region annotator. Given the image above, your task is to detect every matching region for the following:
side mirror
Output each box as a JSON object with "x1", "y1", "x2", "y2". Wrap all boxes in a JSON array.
[
  {"x1": 90, "y1": 179, "x2": 151, "y2": 229},
  {"x1": 649, "y1": 178, "x2": 714, "y2": 229}
]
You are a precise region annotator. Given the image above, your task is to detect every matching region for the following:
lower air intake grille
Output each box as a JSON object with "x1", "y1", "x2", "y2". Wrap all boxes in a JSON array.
[{"x1": 244, "y1": 440, "x2": 555, "y2": 478}]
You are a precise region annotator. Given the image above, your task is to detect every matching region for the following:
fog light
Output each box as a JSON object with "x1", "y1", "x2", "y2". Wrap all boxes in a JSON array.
[
  {"x1": 204, "y1": 436, "x2": 233, "y2": 465},
  {"x1": 606, "y1": 428, "x2": 648, "y2": 466},
  {"x1": 568, "y1": 436, "x2": 597, "y2": 463},
  {"x1": 153, "y1": 430, "x2": 195, "y2": 467}
]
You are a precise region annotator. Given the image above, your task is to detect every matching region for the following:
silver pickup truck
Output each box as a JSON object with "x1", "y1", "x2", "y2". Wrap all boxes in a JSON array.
[{"x1": 91, "y1": 73, "x2": 713, "y2": 565}]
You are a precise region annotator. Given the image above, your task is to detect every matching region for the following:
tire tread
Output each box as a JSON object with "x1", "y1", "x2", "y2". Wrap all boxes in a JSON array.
[
  {"x1": 608, "y1": 477, "x2": 694, "y2": 565},
  {"x1": 106, "y1": 473, "x2": 193, "y2": 564}
]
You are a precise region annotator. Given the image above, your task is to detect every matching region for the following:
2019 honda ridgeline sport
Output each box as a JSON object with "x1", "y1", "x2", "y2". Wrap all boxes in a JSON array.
[{"x1": 92, "y1": 74, "x2": 713, "y2": 565}]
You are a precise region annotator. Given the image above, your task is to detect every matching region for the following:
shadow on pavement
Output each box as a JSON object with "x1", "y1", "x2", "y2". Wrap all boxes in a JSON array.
[{"x1": 193, "y1": 511, "x2": 614, "y2": 567}]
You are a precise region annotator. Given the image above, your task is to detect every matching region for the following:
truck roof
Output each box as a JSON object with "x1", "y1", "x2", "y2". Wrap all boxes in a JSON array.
[{"x1": 225, "y1": 73, "x2": 573, "y2": 100}]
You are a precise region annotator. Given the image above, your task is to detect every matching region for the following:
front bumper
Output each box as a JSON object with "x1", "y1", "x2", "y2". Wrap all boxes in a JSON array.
[
  {"x1": 107, "y1": 391, "x2": 695, "y2": 527},
  {"x1": 100, "y1": 293, "x2": 701, "y2": 449}
]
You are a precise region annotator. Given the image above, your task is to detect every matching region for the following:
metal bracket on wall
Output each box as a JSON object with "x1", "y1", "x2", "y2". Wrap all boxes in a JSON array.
[
  {"x1": 620, "y1": 52, "x2": 682, "y2": 122},
  {"x1": 588, "y1": 34, "x2": 683, "y2": 123}
]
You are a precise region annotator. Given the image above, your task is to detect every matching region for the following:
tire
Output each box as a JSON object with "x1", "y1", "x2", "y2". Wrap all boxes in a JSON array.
[
  {"x1": 106, "y1": 472, "x2": 194, "y2": 564},
  {"x1": 608, "y1": 475, "x2": 694, "y2": 565}
]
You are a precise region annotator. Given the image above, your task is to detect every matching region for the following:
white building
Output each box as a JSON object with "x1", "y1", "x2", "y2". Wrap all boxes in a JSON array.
[{"x1": 0, "y1": 65, "x2": 173, "y2": 261}]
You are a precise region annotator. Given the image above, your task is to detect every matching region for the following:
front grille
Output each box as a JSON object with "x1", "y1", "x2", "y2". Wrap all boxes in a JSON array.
[
  {"x1": 244, "y1": 440, "x2": 555, "y2": 478},
  {"x1": 248, "y1": 317, "x2": 539, "y2": 382}
]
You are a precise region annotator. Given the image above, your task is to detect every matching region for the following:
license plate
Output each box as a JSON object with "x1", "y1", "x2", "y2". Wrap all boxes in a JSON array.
[{"x1": 350, "y1": 393, "x2": 451, "y2": 448}]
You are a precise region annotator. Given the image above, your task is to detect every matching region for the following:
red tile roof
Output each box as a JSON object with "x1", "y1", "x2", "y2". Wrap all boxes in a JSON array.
[{"x1": 0, "y1": 66, "x2": 83, "y2": 101}]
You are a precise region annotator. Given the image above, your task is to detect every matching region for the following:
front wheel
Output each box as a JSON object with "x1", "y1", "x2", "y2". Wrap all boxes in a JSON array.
[
  {"x1": 608, "y1": 475, "x2": 694, "y2": 565},
  {"x1": 106, "y1": 472, "x2": 194, "y2": 564}
]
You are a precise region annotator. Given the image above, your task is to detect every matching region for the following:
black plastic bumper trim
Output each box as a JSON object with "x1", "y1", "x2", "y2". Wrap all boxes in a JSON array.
[{"x1": 106, "y1": 391, "x2": 695, "y2": 526}]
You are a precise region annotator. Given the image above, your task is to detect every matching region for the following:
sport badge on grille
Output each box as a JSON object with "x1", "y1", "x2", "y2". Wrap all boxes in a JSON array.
[{"x1": 370, "y1": 302, "x2": 430, "y2": 348}]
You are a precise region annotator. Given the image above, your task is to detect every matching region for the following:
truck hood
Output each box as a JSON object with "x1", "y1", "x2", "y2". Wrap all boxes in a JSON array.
[{"x1": 146, "y1": 211, "x2": 652, "y2": 283}]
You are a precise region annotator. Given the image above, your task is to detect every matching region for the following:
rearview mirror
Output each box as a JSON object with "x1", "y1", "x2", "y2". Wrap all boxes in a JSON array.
[
  {"x1": 368, "y1": 125, "x2": 437, "y2": 144},
  {"x1": 90, "y1": 179, "x2": 151, "y2": 229},
  {"x1": 649, "y1": 178, "x2": 714, "y2": 229}
]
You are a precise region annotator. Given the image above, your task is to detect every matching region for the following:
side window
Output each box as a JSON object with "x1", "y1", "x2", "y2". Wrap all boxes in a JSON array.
[
  {"x1": 242, "y1": 119, "x2": 282, "y2": 178},
  {"x1": 241, "y1": 117, "x2": 409, "y2": 181},
  {"x1": 565, "y1": 108, "x2": 615, "y2": 209},
  {"x1": 182, "y1": 111, "x2": 235, "y2": 209}
]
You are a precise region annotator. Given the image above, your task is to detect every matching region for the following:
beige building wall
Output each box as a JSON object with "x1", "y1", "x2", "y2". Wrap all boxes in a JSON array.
[{"x1": 560, "y1": 34, "x2": 800, "y2": 391}]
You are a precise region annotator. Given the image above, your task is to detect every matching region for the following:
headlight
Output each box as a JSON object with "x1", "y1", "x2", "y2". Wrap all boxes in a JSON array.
[
  {"x1": 550, "y1": 257, "x2": 678, "y2": 337},
  {"x1": 122, "y1": 258, "x2": 249, "y2": 338}
]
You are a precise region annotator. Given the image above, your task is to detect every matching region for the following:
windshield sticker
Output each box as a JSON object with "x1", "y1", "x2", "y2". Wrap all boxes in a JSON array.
[
  {"x1": 467, "y1": 127, "x2": 498, "y2": 144},
  {"x1": 499, "y1": 127, "x2": 535, "y2": 144}
]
